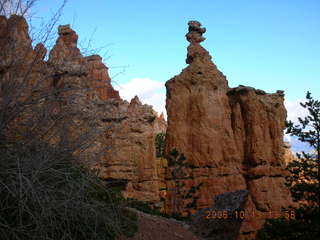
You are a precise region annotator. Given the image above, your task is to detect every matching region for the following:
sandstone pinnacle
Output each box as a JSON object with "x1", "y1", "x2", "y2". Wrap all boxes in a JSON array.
[
  {"x1": 57, "y1": 24, "x2": 79, "y2": 50},
  {"x1": 186, "y1": 20, "x2": 206, "y2": 44},
  {"x1": 185, "y1": 20, "x2": 212, "y2": 65},
  {"x1": 165, "y1": 20, "x2": 294, "y2": 239}
]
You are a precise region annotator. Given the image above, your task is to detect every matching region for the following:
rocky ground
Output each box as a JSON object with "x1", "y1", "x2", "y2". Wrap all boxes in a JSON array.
[{"x1": 118, "y1": 209, "x2": 199, "y2": 240}]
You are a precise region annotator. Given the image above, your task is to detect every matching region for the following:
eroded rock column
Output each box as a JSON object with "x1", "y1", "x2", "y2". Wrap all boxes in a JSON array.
[{"x1": 164, "y1": 20, "x2": 295, "y2": 239}]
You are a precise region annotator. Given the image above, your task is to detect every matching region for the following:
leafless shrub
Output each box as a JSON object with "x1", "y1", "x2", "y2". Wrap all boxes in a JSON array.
[
  {"x1": 0, "y1": 1, "x2": 137, "y2": 239},
  {"x1": 0, "y1": 0, "x2": 37, "y2": 17}
]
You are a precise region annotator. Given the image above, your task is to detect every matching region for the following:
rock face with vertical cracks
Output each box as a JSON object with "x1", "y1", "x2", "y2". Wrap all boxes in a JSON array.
[
  {"x1": 96, "y1": 96, "x2": 167, "y2": 203},
  {"x1": 48, "y1": 24, "x2": 167, "y2": 203},
  {"x1": 0, "y1": 15, "x2": 166, "y2": 205},
  {"x1": 165, "y1": 20, "x2": 295, "y2": 239},
  {"x1": 48, "y1": 24, "x2": 120, "y2": 100}
]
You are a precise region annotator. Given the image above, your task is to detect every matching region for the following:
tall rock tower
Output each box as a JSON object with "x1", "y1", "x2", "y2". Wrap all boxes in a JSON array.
[{"x1": 165, "y1": 21, "x2": 295, "y2": 239}]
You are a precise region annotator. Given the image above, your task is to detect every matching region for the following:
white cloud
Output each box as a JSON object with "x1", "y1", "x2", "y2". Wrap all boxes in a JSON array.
[
  {"x1": 284, "y1": 99, "x2": 310, "y2": 152},
  {"x1": 284, "y1": 99, "x2": 308, "y2": 124},
  {"x1": 143, "y1": 92, "x2": 166, "y2": 118},
  {"x1": 115, "y1": 78, "x2": 166, "y2": 117}
]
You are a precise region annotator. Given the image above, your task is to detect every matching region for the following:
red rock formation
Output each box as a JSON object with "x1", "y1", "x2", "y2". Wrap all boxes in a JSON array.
[
  {"x1": 164, "y1": 20, "x2": 295, "y2": 239},
  {"x1": 96, "y1": 96, "x2": 166, "y2": 203},
  {"x1": 48, "y1": 24, "x2": 120, "y2": 100},
  {"x1": 0, "y1": 15, "x2": 48, "y2": 88},
  {"x1": 1, "y1": 16, "x2": 165, "y2": 206},
  {"x1": 47, "y1": 24, "x2": 164, "y2": 203},
  {"x1": 0, "y1": 14, "x2": 31, "y2": 49},
  {"x1": 3, "y1": 15, "x2": 296, "y2": 239},
  {"x1": 283, "y1": 142, "x2": 296, "y2": 164},
  {"x1": 85, "y1": 55, "x2": 120, "y2": 100},
  {"x1": 154, "y1": 112, "x2": 167, "y2": 134}
]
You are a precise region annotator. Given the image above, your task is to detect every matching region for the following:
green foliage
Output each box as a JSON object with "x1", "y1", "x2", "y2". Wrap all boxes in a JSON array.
[
  {"x1": 258, "y1": 91, "x2": 320, "y2": 239},
  {"x1": 168, "y1": 148, "x2": 187, "y2": 168},
  {"x1": 256, "y1": 207, "x2": 320, "y2": 240},
  {"x1": 166, "y1": 149, "x2": 201, "y2": 214},
  {"x1": 184, "y1": 183, "x2": 203, "y2": 201},
  {"x1": 155, "y1": 132, "x2": 166, "y2": 158},
  {"x1": 285, "y1": 91, "x2": 320, "y2": 206}
]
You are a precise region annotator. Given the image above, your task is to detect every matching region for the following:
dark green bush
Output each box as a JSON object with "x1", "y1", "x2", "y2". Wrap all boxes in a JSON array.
[
  {"x1": 256, "y1": 207, "x2": 320, "y2": 240},
  {"x1": 155, "y1": 132, "x2": 166, "y2": 158},
  {"x1": 258, "y1": 92, "x2": 320, "y2": 239},
  {"x1": 285, "y1": 91, "x2": 320, "y2": 206}
]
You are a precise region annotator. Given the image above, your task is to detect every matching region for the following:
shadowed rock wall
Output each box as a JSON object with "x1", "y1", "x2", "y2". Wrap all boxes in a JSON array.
[{"x1": 0, "y1": 15, "x2": 166, "y2": 205}]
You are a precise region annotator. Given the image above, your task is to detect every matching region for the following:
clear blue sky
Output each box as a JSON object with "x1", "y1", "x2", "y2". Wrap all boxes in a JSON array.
[{"x1": 32, "y1": 0, "x2": 320, "y2": 102}]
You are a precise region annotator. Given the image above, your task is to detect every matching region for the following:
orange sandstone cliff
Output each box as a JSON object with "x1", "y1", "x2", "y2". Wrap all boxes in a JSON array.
[
  {"x1": 49, "y1": 23, "x2": 167, "y2": 204},
  {"x1": 0, "y1": 16, "x2": 166, "y2": 205},
  {"x1": 164, "y1": 21, "x2": 295, "y2": 239}
]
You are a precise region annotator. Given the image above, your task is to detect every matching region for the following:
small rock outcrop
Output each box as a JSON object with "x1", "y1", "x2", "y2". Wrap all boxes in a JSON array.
[
  {"x1": 190, "y1": 190, "x2": 249, "y2": 240},
  {"x1": 283, "y1": 142, "x2": 297, "y2": 164},
  {"x1": 164, "y1": 20, "x2": 295, "y2": 239},
  {"x1": 48, "y1": 24, "x2": 120, "y2": 100},
  {"x1": 85, "y1": 54, "x2": 120, "y2": 100},
  {"x1": 96, "y1": 96, "x2": 166, "y2": 203}
]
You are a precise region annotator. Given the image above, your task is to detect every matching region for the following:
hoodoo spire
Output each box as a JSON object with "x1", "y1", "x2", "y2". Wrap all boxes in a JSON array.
[
  {"x1": 185, "y1": 20, "x2": 212, "y2": 65},
  {"x1": 186, "y1": 20, "x2": 206, "y2": 44}
]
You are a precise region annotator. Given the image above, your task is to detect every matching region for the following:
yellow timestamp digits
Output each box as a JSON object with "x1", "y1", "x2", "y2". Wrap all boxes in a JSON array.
[
  {"x1": 267, "y1": 210, "x2": 296, "y2": 220},
  {"x1": 205, "y1": 210, "x2": 228, "y2": 219}
]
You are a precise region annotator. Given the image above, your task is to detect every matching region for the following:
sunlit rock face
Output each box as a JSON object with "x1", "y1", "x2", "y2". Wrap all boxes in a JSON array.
[
  {"x1": 164, "y1": 20, "x2": 295, "y2": 239},
  {"x1": 48, "y1": 24, "x2": 120, "y2": 101},
  {"x1": 283, "y1": 142, "x2": 297, "y2": 164},
  {"x1": 95, "y1": 96, "x2": 167, "y2": 203}
]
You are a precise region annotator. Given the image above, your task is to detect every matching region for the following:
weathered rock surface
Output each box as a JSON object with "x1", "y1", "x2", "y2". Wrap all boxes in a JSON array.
[
  {"x1": 0, "y1": 15, "x2": 49, "y2": 93},
  {"x1": 164, "y1": 20, "x2": 295, "y2": 239},
  {"x1": 2, "y1": 15, "x2": 296, "y2": 239},
  {"x1": 283, "y1": 142, "x2": 297, "y2": 164},
  {"x1": 48, "y1": 24, "x2": 166, "y2": 204},
  {"x1": 96, "y1": 96, "x2": 166, "y2": 202},
  {"x1": 48, "y1": 24, "x2": 120, "y2": 100},
  {"x1": 85, "y1": 54, "x2": 120, "y2": 100},
  {"x1": 1, "y1": 15, "x2": 166, "y2": 206}
]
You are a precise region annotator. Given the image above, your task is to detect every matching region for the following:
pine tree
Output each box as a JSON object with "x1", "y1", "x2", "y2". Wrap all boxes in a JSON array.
[
  {"x1": 285, "y1": 91, "x2": 320, "y2": 206},
  {"x1": 155, "y1": 132, "x2": 166, "y2": 158},
  {"x1": 257, "y1": 92, "x2": 320, "y2": 239},
  {"x1": 167, "y1": 149, "x2": 202, "y2": 216}
]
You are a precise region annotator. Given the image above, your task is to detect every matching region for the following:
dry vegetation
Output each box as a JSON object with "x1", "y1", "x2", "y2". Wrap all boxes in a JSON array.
[{"x1": 0, "y1": 1, "x2": 137, "y2": 239}]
